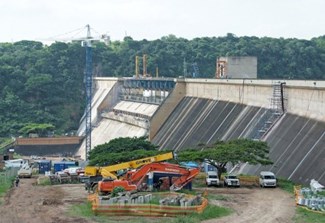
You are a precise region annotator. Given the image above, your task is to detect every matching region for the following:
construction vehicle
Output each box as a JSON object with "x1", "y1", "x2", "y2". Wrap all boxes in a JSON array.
[
  {"x1": 17, "y1": 160, "x2": 32, "y2": 178},
  {"x1": 97, "y1": 162, "x2": 200, "y2": 195},
  {"x1": 84, "y1": 152, "x2": 174, "y2": 192}
]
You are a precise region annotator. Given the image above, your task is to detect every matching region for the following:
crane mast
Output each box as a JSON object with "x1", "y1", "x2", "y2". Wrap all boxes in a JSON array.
[
  {"x1": 85, "y1": 45, "x2": 92, "y2": 160},
  {"x1": 83, "y1": 24, "x2": 93, "y2": 160}
]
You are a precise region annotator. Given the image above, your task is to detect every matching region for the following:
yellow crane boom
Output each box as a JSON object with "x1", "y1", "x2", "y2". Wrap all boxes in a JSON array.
[{"x1": 85, "y1": 152, "x2": 174, "y2": 179}]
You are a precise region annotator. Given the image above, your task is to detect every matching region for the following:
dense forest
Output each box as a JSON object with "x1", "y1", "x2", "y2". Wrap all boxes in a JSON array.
[{"x1": 0, "y1": 34, "x2": 324, "y2": 137}]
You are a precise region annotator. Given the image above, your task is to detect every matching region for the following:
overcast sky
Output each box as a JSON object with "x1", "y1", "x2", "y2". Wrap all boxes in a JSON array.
[{"x1": 1, "y1": 0, "x2": 324, "y2": 43}]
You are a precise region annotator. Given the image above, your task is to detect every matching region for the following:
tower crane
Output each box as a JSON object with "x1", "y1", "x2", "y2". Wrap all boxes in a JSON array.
[
  {"x1": 44, "y1": 25, "x2": 109, "y2": 160},
  {"x1": 80, "y1": 25, "x2": 109, "y2": 160}
]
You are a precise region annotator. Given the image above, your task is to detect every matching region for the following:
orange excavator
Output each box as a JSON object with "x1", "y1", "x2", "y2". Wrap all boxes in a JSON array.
[
  {"x1": 84, "y1": 152, "x2": 174, "y2": 193},
  {"x1": 97, "y1": 162, "x2": 199, "y2": 195}
]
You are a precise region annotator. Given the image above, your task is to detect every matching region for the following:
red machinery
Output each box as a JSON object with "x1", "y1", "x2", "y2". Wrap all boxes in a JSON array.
[{"x1": 97, "y1": 162, "x2": 199, "y2": 195}]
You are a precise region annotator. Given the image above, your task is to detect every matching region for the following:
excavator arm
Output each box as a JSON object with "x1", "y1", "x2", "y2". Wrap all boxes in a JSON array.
[
  {"x1": 169, "y1": 167, "x2": 199, "y2": 191},
  {"x1": 128, "y1": 162, "x2": 199, "y2": 190}
]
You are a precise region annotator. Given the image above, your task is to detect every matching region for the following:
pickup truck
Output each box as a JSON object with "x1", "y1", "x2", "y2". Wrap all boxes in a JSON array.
[{"x1": 223, "y1": 175, "x2": 240, "y2": 187}]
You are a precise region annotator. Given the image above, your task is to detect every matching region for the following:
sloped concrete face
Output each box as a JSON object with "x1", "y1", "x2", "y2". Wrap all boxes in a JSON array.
[
  {"x1": 243, "y1": 114, "x2": 325, "y2": 185},
  {"x1": 152, "y1": 97, "x2": 270, "y2": 151},
  {"x1": 76, "y1": 117, "x2": 148, "y2": 159},
  {"x1": 113, "y1": 101, "x2": 159, "y2": 117},
  {"x1": 152, "y1": 97, "x2": 325, "y2": 185},
  {"x1": 265, "y1": 114, "x2": 325, "y2": 185}
]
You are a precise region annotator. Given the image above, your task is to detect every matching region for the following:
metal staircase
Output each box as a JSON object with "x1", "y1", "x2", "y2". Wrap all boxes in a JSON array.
[{"x1": 253, "y1": 82, "x2": 287, "y2": 140}]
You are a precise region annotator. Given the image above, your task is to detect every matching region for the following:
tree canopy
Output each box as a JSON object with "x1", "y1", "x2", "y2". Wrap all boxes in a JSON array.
[
  {"x1": 88, "y1": 136, "x2": 164, "y2": 166},
  {"x1": 88, "y1": 137, "x2": 272, "y2": 178},
  {"x1": 18, "y1": 123, "x2": 55, "y2": 137},
  {"x1": 177, "y1": 139, "x2": 272, "y2": 178}
]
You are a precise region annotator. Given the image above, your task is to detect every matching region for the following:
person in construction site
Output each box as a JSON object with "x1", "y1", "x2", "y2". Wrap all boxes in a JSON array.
[{"x1": 15, "y1": 176, "x2": 20, "y2": 187}]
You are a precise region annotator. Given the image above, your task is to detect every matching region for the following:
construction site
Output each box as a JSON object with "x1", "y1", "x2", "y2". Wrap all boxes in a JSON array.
[{"x1": 1, "y1": 55, "x2": 325, "y2": 222}]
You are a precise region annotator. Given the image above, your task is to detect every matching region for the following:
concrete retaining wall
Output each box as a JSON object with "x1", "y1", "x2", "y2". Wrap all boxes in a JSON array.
[
  {"x1": 16, "y1": 137, "x2": 82, "y2": 145},
  {"x1": 94, "y1": 77, "x2": 120, "y2": 114},
  {"x1": 184, "y1": 79, "x2": 325, "y2": 122}
]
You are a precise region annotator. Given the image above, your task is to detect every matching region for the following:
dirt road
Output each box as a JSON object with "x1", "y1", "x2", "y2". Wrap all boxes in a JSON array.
[
  {"x1": 0, "y1": 177, "x2": 92, "y2": 223},
  {"x1": 0, "y1": 178, "x2": 296, "y2": 223},
  {"x1": 201, "y1": 187, "x2": 296, "y2": 223}
]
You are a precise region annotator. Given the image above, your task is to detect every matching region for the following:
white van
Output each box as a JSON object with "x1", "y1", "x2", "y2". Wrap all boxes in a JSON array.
[
  {"x1": 259, "y1": 171, "x2": 277, "y2": 188},
  {"x1": 205, "y1": 171, "x2": 219, "y2": 186}
]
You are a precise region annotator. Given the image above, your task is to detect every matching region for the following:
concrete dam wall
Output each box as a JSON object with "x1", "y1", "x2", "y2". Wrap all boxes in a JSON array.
[
  {"x1": 149, "y1": 78, "x2": 325, "y2": 185},
  {"x1": 76, "y1": 77, "x2": 325, "y2": 185}
]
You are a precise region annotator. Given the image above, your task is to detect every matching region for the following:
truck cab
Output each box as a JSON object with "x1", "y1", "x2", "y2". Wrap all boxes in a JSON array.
[
  {"x1": 224, "y1": 175, "x2": 240, "y2": 187},
  {"x1": 259, "y1": 171, "x2": 277, "y2": 188}
]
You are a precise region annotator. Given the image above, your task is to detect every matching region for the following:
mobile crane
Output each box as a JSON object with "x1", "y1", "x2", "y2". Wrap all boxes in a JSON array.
[
  {"x1": 97, "y1": 162, "x2": 200, "y2": 195},
  {"x1": 84, "y1": 152, "x2": 174, "y2": 192}
]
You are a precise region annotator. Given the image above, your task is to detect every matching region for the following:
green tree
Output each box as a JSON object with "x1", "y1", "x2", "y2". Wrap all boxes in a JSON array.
[
  {"x1": 18, "y1": 123, "x2": 55, "y2": 137},
  {"x1": 177, "y1": 139, "x2": 272, "y2": 179},
  {"x1": 88, "y1": 137, "x2": 163, "y2": 166}
]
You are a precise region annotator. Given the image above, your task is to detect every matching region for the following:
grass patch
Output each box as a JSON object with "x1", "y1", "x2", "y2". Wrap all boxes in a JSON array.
[
  {"x1": 0, "y1": 173, "x2": 14, "y2": 204},
  {"x1": 148, "y1": 196, "x2": 160, "y2": 205},
  {"x1": 13, "y1": 153, "x2": 22, "y2": 159},
  {"x1": 294, "y1": 207, "x2": 325, "y2": 223},
  {"x1": 172, "y1": 204, "x2": 232, "y2": 223},
  {"x1": 208, "y1": 194, "x2": 228, "y2": 201},
  {"x1": 276, "y1": 178, "x2": 325, "y2": 223},
  {"x1": 277, "y1": 178, "x2": 296, "y2": 194},
  {"x1": 318, "y1": 191, "x2": 325, "y2": 196},
  {"x1": 37, "y1": 176, "x2": 52, "y2": 186},
  {"x1": 0, "y1": 137, "x2": 14, "y2": 153},
  {"x1": 69, "y1": 201, "x2": 94, "y2": 217}
]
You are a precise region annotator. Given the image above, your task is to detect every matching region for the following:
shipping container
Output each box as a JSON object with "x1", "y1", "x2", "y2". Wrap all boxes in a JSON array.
[
  {"x1": 53, "y1": 161, "x2": 77, "y2": 173},
  {"x1": 38, "y1": 160, "x2": 52, "y2": 174}
]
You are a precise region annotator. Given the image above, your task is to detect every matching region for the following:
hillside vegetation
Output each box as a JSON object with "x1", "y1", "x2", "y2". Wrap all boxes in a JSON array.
[{"x1": 0, "y1": 34, "x2": 324, "y2": 137}]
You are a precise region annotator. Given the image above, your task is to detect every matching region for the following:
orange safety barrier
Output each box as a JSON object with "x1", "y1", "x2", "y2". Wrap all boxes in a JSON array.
[
  {"x1": 294, "y1": 185, "x2": 302, "y2": 205},
  {"x1": 88, "y1": 193, "x2": 208, "y2": 217}
]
